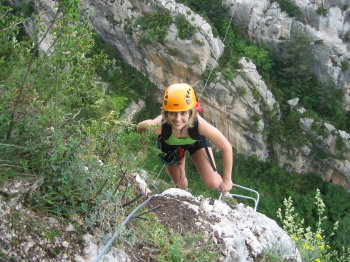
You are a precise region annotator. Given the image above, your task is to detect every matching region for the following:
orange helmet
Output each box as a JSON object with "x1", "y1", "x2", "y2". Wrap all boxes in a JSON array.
[{"x1": 162, "y1": 83, "x2": 197, "y2": 112}]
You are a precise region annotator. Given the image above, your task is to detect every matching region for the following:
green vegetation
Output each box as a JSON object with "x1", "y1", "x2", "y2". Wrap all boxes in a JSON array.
[
  {"x1": 0, "y1": 0, "x2": 148, "y2": 221},
  {"x1": 341, "y1": 61, "x2": 349, "y2": 72},
  {"x1": 317, "y1": 5, "x2": 328, "y2": 16},
  {"x1": 277, "y1": 189, "x2": 350, "y2": 261},
  {"x1": 344, "y1": 32, "x2": 350, "y2": 42},
  {"x1": 175, "y1": 0, "x2": 229, "y2": 38},
  {"x1": 0, "y1": 1, "x2": 223, "y2": 260},
  {"x1": 273, "y1": 32, "x2": 315, "y2": 101},
  {"x1": 269, "y1": 31, "x2": 347, "y2": 133},
  {"x1": 91, "y1": 34, "x2": 160, "y2": 122},
  {"x1": 135, "y1": 9, "x2": 173, "y2": 44},
  {"x1": 175, "y1": 14, "x2": 196, "y2": 40},
  {"x1": 133, "y1": 214, "x2": 219, "y2": 261},
  {"x1": 0, "y1": 2, "x2": 216, "y2": 259},
  {"x1": 271, "y1": 0, "x2": 304, "y2": 22},
  {"x1": 236, "y1": 86, "x2": 247, "y2": 96}
]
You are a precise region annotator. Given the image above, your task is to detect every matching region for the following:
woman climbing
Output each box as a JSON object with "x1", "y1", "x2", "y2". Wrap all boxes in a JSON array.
[{"x1": 137, "y1": 83, "x2": 233, "y2": 193}]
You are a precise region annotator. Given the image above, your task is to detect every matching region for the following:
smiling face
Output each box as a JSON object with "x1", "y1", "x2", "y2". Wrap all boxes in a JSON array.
[
  {"x1": 167, "y1": 111, "x2": 190, "y2": 130},
  {"x1": 162, "y1": 108, "x2": 198, "y2": 130}
]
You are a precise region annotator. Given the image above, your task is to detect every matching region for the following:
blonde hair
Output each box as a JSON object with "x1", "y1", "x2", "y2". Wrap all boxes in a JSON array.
[{"x1": 162, "y1": 108, "x2": 198, "y2": 128}]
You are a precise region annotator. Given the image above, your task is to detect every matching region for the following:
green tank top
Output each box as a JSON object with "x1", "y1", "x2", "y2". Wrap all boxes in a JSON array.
[{"x1": 165, "y1": 134, "x2": 197, "y2": 146}]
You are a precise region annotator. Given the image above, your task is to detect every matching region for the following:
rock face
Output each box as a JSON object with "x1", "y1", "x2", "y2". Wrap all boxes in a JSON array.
[
  {"x1": 76, "y1": 0, "x2": 276, "y2": 160},
  {"x1": 81, "y1": 0, "x2": 224, "y2": 91},
  {"x1": 149, "y1": 188, "x2": 301, "y2": 262},
  {"x1": 198, "y1": 57, "x2": 279, "y2": 161},
  {"x1": 76, "y1": 0, "x2": 350, "y2": 189},
  {"x1": 273, "y1": 98, "x2": 350, "y2": 191},
  {"x1": 222, "y1": 0, "x2": 350, "y2": 92}
]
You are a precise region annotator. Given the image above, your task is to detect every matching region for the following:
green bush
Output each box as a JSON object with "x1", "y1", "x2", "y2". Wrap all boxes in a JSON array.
[
  {"x1": 277, "y1": 190, "x2": 350, "y2": 261},
  {"x1": 109, "y1": 95, "x2": 129, "y2": 114},
  {"x1": 0, "y1": 1, "x2": 147, "y2": 225},
  {"x1": 135, "y1": 214, "x2": 219, "y2": 261},
  {"x1": 341, "y1": 61, "x2": 349, "y2": 72},
  {"x1": 317, "y1": 6, "x2": 328, "y2": 16},
  {"x1": 175, "y1": 0, "x2": 229, "y2": 38},
  {"x1": 135, "y1": 9, "x2": 173, "y2": 44},
  {"x1": 271, "y1": 0, "x2": 305, "y2": 22},
  {"x1": 344, "y1": 32, "x2": 350, "y2": 42},
  {"x1": 175, "y1": 14, "x2": 196, "y2": 40}
]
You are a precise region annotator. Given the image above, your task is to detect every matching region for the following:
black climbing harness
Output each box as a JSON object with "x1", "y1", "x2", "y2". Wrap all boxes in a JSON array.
[{"x1": 157, "y1": 119, "x2": 217, "y2": 172}]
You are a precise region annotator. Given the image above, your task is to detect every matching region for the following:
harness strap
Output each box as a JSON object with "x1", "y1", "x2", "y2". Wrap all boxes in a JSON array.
[
  {"x1": 160, "y1": 120, "x2": 200, "y2": 141},
  {"x1": 204, "y1": 139, "x2": 217, "y2": 172},
  {"x1": 159, "y1": 120, "x2": 216, "y2": 172}
]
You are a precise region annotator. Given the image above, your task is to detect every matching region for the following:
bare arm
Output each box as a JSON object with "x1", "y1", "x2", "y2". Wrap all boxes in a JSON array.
[
  {"x1": 137, "y1": 115, "x2": 162, "y2": 135},
  {"x1": 136, "y1": 115, "x2": 162, "y2": 156},
  {"x1": 197, "y1": 115, "x2": 233, "y2": 189}
]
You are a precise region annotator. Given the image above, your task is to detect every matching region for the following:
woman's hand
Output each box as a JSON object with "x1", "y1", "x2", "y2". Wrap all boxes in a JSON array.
[{"x1": 219, "y1": 179, "x2": 233, "y2": 193}]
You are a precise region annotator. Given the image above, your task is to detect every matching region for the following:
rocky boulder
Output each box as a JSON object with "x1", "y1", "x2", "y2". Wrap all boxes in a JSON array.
[{"x1": 148, "y1": 188, "x2": 301, "y2": 262}]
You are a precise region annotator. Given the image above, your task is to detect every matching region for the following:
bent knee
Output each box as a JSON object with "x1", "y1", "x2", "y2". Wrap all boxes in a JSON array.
[
  {"x1": 177, "y1": 180, "x2": 188, "y2": 189},
  {"x1": 204, "y1": 179, "x2": 221, "y2": 190},
  {"x1": 174, "y1": 177, "x2": 188, "y2": 189}
]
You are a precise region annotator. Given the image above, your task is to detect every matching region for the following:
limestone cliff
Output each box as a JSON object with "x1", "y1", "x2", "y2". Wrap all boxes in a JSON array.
[
  {"x1": 222, "y1": 0, "x2": 350, "y2": 94},
  {"x1": 148, "y1": 188, "x2": 301, "y2": 262},
  {"x1": 199, "y1": 57, "x2": 279, "y2": 161},
  {"x1": 80, "y1": 0, "x2": 224, "y2": 90}
]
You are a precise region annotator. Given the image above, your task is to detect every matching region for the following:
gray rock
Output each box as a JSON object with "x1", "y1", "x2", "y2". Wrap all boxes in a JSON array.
[
  {"x1": 160, "y1": 188, "x2": 302, "y2": 262},
  {"x1": 223, "y1": 0, "x2": 350, "y2": 90},
  {"x1": 120, "y1": 99, "x2": 145, "y2": 121},
  {"x1": 80, "y1": 0, "x2": 224, "y2": 90},
  {"x1": 65, "y1": 224, "x2": 76, "y2": 232},
  {"x1": 198, "y1": 57, "x2": 279, "y2": 161},
  {"x1": 288, "y1": 98, "x2": 300, "y2": 106}
]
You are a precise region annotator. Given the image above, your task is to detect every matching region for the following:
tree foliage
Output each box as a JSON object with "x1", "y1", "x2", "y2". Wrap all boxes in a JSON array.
[
  {"x1": 0, "y1": 2, "x2": 150, "y2": 221},
  {"x1": 274, "y1": 31, "x2": 314, "y2": 100}
]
